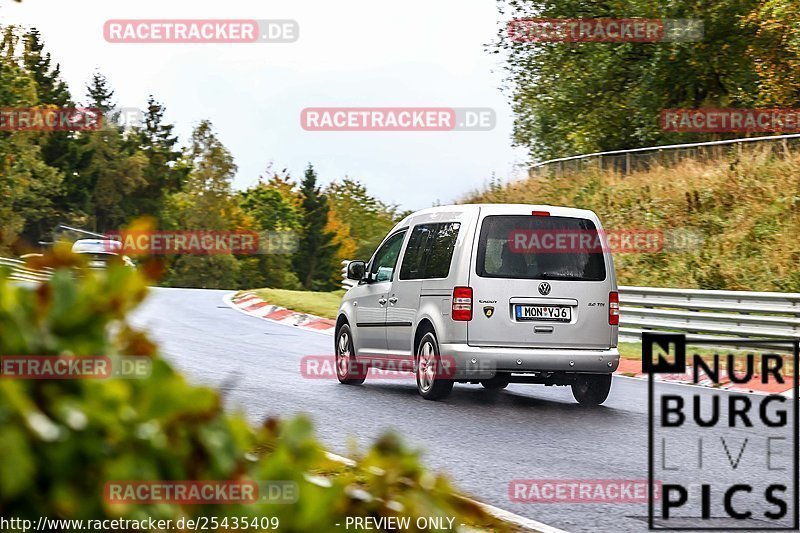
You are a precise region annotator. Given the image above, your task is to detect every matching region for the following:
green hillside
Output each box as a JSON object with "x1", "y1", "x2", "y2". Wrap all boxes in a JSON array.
[{"x1": 464, "y1": 148, "x2": 800, "y2": 292}]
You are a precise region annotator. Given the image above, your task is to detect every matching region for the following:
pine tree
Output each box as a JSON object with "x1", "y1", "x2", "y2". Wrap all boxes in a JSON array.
[
  {"x1": 127, "y1": 96, "x2": 187, "y2": 219},
  {"x1": 23, "y1": 28, "x2": 70, "y2": 106},
  {"x1": 0, "y1": 28, "x2": 62, "y2": 252},
  {"x1": 84, "y1": 129, "x2": 146, "y2": 230},
  {"x1": 293, "y1": 164, "x2": 339, "y2": 290},
  {"x1": 85, "y1": 71, "x2": 115, "y2": 115},
  {"x1": 19, "y1": 27, "x2": 84, "y2": 238},
  {"x1": 77, "y1": 73, "x2": 147, "y2": 230}
]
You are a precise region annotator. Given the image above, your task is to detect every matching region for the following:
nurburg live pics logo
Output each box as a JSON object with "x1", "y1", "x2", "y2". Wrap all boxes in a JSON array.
[{"x1": 644, "y1": 333, "x2": 799, "y2": 530}]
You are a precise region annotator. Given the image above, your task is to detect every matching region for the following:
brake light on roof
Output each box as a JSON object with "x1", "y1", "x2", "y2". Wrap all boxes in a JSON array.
[
  {"x1": 609, "y1": 291, "x2": 620, "y2": 325},
  {"x1": 531, "y1": 210, "x2": 550, "y2": 216},
  {"x1": 452, "y1": 286, "x2": 473, "y2": 321}
]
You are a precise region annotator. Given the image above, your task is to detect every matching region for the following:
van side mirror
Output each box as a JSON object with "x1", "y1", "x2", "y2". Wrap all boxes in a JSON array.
[{"x1": 346, "y1": 260, "x2": 366, "y2": 280}]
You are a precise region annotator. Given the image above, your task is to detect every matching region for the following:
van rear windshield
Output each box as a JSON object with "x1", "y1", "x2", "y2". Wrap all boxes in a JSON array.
[{"x1": 476, "y1": 215, "x2": 606, "y2": 281}]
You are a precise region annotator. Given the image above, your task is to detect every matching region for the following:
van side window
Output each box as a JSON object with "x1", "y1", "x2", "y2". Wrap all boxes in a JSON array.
[
  {"x1": 368, "y1": 230, "x2": 406, "y2": 282},
  {"x1": 399, "y1": 222, "x2": 460, "y2": 280}
]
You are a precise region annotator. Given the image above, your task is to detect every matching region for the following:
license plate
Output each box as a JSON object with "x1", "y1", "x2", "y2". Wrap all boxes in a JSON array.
[{"x1": 515, "y1": 305, "x2": 571, "y2": 322}]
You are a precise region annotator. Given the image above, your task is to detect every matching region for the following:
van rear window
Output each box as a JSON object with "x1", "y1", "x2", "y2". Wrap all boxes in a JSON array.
[{"x1": 476, "y1": 215, "x2": 606, "y2": 281}]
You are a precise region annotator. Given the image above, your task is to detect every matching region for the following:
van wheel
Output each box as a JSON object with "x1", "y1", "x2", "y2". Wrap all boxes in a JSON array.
[
  {"x1": 335, "y1": 324, "x2": 365, "y2": 385},
  {"x1": 481, "y1": 374, "x2": 510, "y2": 390},
  {"x1": 415, "y1": 331, "x2": 454, "y2": 400},
  {"x1": 571, "y1": 374, "x2": 612, "y2": 405}
]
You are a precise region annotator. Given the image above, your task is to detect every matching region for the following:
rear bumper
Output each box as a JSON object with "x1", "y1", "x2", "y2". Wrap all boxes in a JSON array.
[{"x1": 439, "y1": 343, "x2": 619, "y2": 379}]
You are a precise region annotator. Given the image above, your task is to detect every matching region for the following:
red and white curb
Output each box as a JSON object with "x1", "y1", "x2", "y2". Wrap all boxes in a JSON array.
[{"x1": 225, "y1": 291, "x2": 336, "y2": 335}]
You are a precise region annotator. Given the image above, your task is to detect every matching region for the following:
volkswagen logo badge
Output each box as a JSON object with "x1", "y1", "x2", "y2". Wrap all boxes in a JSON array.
[{"x1": 538, "y1": 282, "x2": 551, "y2": 296}]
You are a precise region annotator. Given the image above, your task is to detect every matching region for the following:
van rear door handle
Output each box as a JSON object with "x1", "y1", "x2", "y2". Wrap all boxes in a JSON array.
[{"x1": 534, "y1": 326, "x2": 554, "y2": 333}]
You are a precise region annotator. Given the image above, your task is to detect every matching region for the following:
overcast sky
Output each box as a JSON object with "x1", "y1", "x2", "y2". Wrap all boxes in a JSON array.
[{"x1": 1, "y1": 0, "x2": 528, "y2": 211}]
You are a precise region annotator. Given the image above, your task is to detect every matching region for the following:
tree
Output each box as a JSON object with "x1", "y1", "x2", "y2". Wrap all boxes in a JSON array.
[
  {"x1": 238, "y1": 169, "x2": 303, "y2": 290},
  {"x1": 293, "y1": 164, "x2": 339, "y2": 290},
  {"x1": 240, "y1": 170, "x2": 301, "y2": 232},
  {"x1": 0, "y1": 26, "x2": 63, "y2": 253},
  {"x1": 170, "y1": 120, "x2": 238, "y2": 229},
  {"x1": 20, "y1": 26, "x2": 84, "y2": 240},
  {"x1": 496, "y1": 0, "x2": 763, "y2": 160},
  {"x1": 164, "y1": 120, "x2": 241, "y2": 289},
  {"x1": 326, "y1": 178, "x2": 400, "y2": 260},
  {"x1": 22, "y1": 28, "x2": 70, "y2": 106},
  {"x1": 126, "y1": 96, "x2": 187, "y2": 219},
  {"x1": 746, "y1": 0, "x2": 800, "y2": 106},
  {"x1": 85, "y1": 71, "x2": 115, "y2": 115},
  {"x1": 73, "y1": 73, "x2": 148, "y2": 231},
  {"x1": 83, "y1": 128, "x2": 147, "y2": 230}
]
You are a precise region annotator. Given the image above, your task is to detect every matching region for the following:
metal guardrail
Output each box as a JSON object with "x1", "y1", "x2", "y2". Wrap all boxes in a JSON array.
[
  {"x1": 0, "y1": 257, "x2": 53, "y2": 283},
  {"x1": 341, "y1": 261, "x2": 799, "y2": 346},
  {"x1": 529, "y1": 133, "x2": 800, "y2": 178},
  {"x1": 618, "y1": 286, "x2": 800, "y2": 349}
]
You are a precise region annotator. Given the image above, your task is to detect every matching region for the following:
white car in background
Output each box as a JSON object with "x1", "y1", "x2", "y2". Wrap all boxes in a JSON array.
[{"x1": 72, "y1": 239, "x2": 134, "y2": 269}]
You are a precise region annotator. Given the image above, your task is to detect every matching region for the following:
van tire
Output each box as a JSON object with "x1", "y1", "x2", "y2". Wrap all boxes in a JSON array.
[
  {"x1": 415, "y1": 331, "x2": 454, "y2": 400},
  {"x1": 571, "y1": 374, "x2": 612, "y2": 405},
  {"x1": 335, "y1": 323, "x2": 366, "y2": 385},
  {"x1": 481, "y1": 374, "x2": 510, "y2": 390}
]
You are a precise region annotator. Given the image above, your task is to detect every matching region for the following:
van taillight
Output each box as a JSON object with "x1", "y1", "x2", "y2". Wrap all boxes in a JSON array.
[
  {"x1": 452, "y1": 286, "x2": 473, "y2": 321},
  {"x1": 609, "y1": 291, "x2": 620, "y2": 325}
]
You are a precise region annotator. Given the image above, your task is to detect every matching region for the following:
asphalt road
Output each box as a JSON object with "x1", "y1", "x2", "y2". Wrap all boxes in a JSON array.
[{"x1": 131, "y1": 288, "x2": 797, "y2": 533}]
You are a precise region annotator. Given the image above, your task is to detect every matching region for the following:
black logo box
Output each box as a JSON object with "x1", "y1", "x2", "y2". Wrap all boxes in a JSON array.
[{"x1": 644, "y1": 333, "x2": 799, "y2": 531}]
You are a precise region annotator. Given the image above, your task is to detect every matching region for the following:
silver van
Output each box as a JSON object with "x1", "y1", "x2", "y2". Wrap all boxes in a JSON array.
[{"x1": 335, "y1": 204, "x2": 619, "y2": 404}]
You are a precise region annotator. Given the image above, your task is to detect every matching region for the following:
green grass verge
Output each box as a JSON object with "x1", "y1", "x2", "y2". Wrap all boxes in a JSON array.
[{"x1": 248, "y1": 288, "x2": 344, "y2": 319}]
